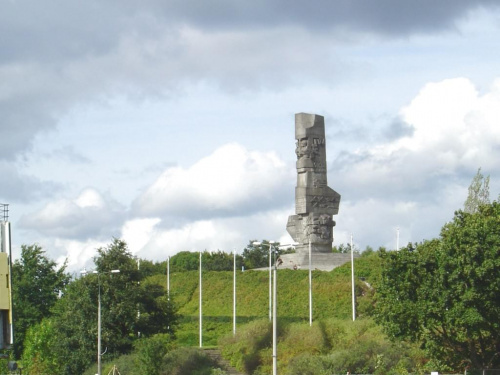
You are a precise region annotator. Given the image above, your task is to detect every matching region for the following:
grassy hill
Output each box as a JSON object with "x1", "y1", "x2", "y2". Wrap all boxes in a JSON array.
[{"x1": 149, "y1": 252, "x2": 381, "y2": 346}]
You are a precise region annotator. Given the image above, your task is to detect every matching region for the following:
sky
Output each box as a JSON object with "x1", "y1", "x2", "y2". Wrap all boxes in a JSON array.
[{"x1": 2, "y1": 0, "x2": 500, "y2": 271}]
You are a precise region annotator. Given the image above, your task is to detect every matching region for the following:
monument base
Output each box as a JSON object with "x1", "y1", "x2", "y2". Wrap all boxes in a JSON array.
[{"x1": 277, "y1": 252, "x2": 358, "y2": 271}]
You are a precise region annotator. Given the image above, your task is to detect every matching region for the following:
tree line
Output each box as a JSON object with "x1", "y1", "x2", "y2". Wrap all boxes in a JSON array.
[{"x1": 5, "y1": 167, "x2": 499, "y2": 374}]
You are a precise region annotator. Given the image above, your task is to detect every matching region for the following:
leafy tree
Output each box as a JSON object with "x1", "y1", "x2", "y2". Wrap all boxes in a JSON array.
[
  {"x1": 203, "y1": 250, "x2": 243, "y2": 271},
  {"x1": 376, "y1": 201, "x2": 500, "y2": 370},
  {"x1": 134, "y1": 333, "x2": 174, "y2": 375},
  {"x1": 241, "y1": 240, "x2": 292, "y2": 269},
  {"x1": 464, "y1": 168, "x2": 490, "y2": 214},
  {"x1": 136, "y1": 276, "x2": 178, "y2": 336},
  {"x1": 45, "y1": 239, "x2": 176, "y2": 375},
  {"x1": 12, "y1": 244, "x2": 70, "y2": 357},
  {"x1": 21, "y1": 318, "x2": 60, "y2": 374},
  {"x1": 170, "y1": 251, "x2": 200, "y2": 272},
  {"x1": 137, "y1": 259, "x2": 167, "y2": 279}
]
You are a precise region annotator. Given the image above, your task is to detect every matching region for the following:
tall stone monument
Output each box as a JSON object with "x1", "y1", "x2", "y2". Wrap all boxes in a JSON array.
[{"x1": 286, "y1": 113, "x2": 341, "y2": 256}]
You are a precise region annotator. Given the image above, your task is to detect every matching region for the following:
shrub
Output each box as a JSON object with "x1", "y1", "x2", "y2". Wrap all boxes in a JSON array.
[
  {"x1": 134, "y1": 333, "x2": 174, "y2": 375},
  {"x1": 219, "y1": 319, "x2": 271, "y2": 373},
  {"x1": 161, "y1": 347, "x2": 218, "y2": 375}
]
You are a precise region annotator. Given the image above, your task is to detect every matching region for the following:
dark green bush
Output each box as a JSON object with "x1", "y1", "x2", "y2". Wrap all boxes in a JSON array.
[{"x1": 161, "y1": 347, "x2": 218, "y2": 375}]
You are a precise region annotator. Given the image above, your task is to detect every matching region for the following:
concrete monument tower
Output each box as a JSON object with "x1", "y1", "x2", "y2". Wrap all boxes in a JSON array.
[{"x1": 286, "y1": 113, "x2": 341, "y2": 256}]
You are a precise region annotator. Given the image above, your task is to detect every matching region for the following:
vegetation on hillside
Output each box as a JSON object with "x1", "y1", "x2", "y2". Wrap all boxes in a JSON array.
[
  {"x1": 376, "y1": 201, "x2": 500, "y2": 371},
  {"x1": 10, "y1": 170, "x2": 499, "y2": 374}
]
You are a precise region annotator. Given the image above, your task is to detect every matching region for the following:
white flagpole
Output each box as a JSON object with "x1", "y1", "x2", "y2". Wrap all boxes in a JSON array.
[
  {"x1": 233, "y1": 249, "x2": 237, "y2": 335},
  {"x1": 396, "y1": 227, "x2": 400, "y2": 251},
  {"x1": 351, "y1": 234, "x2": 356, "y2": 321},
  {"x1": 199, "y1": 251, "x2": 202, "y2": 348},
  {"x1": 167, "y1": 256, "x2": 170, "y2": 300},
  {"x1": 269, "y1": 243, "x2": 272, "y2": 322},
  {"x1": 309, "y1": 238, "x2": 312, "y2": 326}
]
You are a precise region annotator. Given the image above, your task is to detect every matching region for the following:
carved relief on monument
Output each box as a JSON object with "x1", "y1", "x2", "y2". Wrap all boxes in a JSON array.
[{"x1": 287, "y1": 113, "x2": 341, "y2": 254}]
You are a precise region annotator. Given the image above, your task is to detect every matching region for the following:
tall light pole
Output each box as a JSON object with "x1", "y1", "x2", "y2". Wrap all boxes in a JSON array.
[
  {"x1": 252, "y1": 241, "x2": 275, "y2": 322},
  {"x1": 81, "y1": 269, "x2": 120, "y2": 375},
  {"x1": 167, "y1": 256, "x2": 170, "y2": 300},
  {"x1": 199, "y1": 251, "x2": 203, "y2": 348},
  {"x1": 233, "y1": 249, "x2": 237, "y2": 336},
  {"x1": 351, "y1": 234, "x2": 356, "y2": 321},
  {"x1": 308, "y1": 238, "x2": 312, "y2": 326},
  {"x1": 272, "y1": 245, "x2": 278, "y2": 375}
]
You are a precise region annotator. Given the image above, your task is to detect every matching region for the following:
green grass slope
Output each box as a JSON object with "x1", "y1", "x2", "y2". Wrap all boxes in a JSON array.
[{"x1": 154, "y1": 254, "x2": 380, "y2": 346}]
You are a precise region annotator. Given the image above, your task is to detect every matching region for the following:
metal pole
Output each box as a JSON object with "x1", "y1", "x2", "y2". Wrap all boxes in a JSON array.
[
  {"x1": 309, "y1": 238, "x2": 312, "y2": 326},
  {"x1": 269, "y1": 243, "x2": 272, "y2": 322},
  {"x1": 272, "y1": 249, "x2": 277, "y2": 375},
  {"x1": 167, "y1": 256, "x2": 170, "y2": 300},
  {"x1": 97, "y1": 279, "x2": 102, "y2": 375},
  {"x1": 351, "y1": 234, "x2": 356, "y2": 321},
  {"x1": 199, "y1": 251, "x2": 202, "y2": 348},
  {"x1": 233, "y1": 249, "x2": 236, "y2": 336},
  {"x1": 396, "y1": 227, "x2": 400, "y2": 251}
]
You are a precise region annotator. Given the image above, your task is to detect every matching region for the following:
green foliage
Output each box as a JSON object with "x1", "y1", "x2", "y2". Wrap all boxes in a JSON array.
[
  {"x1": 136, "y1": 276, "x2": 178, "y2": 336},
  {"x1": 137, "y1": 258, "x2": 167, "y2": 279},
  {"x1": 170, "y1": 251, "x2": 200, "y2": 272},
  {"x1": 204, "y1": 250, "x2": 243, "y2": 271},
  {"x1": 134, "y1": 333, "x2": 174, "y2": 375},
  {"x1": 332, "y1": 243, "x2": 355, "y2": 254},
  {"x1": 161, "y1": 347, "x2": 218, "y2": 375},
  {"x1": 21, "y1": 318, "x2": 60, "y2": 374},
  {"x1": 241, "y1": 240, "x2": 294, "y2": 269},
  {"x1": 82, "y1": 354, "x2": 137, "y2": 375},
  {"x1": 169, "y1": 262, "x2": 376, "y2": 347},
  {"x1": 242, "y1": 240, "x2": 271, "y2": 269},
  {"x1": 34, "y1": 238, "x2": 177, "y2": 375},
  {"x1": 464, "y1": 167, "x2": 490, "y2": 214},
  {"x1": 220, "y1": 318, "x2": 424, "y2": 374},
  {"x1": 12, "y1": 244, "x2": 70, "y2": 357},
  {"x1": 376, "y1": 201, "x2": 500, "y2": 370},
  {"x1": 219, "y1": 319, "x2": 271, "y2": 373}
]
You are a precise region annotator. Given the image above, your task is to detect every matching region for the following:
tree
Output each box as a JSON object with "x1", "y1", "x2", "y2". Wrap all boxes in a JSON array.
[
  {"x1": 12, "y1": 244, "x2": 70, "y2": 357},
  {"x1": 241, "y1": 240, "x2": 294, "y2": 269},
  {"x1": 44, "y1": 239, "x2": 177, "y2": 375},
  {"x1": 21, "y1": 318, "x2": 60, "y2": 374},
  {"x1": 170, "y1": 251, "x2": 200, "y2": 272},
  {"x1": 464, "y1": 168, "x2": 490, "y2": 214},
  {"x1": 376, "y1": 201, "x2": 500, "y2": 370},
  {"x1": 134, "y1": 333, "x2": 174, "y2": 375}
]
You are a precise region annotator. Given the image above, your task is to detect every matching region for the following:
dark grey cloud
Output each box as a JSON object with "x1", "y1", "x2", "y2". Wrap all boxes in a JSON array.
[
  {"x1": 2, "y1": 0, "x2": 497, "y2": 64},
  {"x1": 1, "y1": 0, "x2": 498, "y2": 161},
  {"x1": 154, "y1": 0, "x2": 499, "y2": 34}
]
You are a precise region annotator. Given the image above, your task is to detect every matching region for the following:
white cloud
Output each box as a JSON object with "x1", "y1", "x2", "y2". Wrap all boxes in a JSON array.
[
  {"x1": 53, "y1": 238, "x2": 108, "y2": 272},
  {"x1": 126, "y1": 207, "x2": 292, "y2": 261},
  {"x1": 330, "y1": 77, "x2": 500, "y2": 250},
  {"x1": 121, "y1": 218, "x2": 161, "y2": 254},
  {"x1": 334, "y1": 77, "x2": 500, "y2": 201},
  {"x1": 20, "y1": 188, "x2": 125, "y2": 240},
  {"x1": 133, "y1": 143, "x2": 293, "y2": 219}
]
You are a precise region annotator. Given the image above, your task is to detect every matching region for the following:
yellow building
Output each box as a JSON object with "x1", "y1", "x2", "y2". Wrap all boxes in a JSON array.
[{"x1": 0, "y1": 204, "x2": 13, "y2": 349}]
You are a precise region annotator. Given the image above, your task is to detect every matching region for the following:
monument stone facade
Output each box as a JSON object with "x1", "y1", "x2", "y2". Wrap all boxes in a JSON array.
[{"x1": 286, "y1": 113, "x2": 341, "y2": 255}]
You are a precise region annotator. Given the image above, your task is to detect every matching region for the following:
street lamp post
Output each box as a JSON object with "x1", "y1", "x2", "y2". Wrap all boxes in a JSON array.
[
  {"x1": 81, "y1": 269, "x2": 120, "y2": 375},
  {"x1": 252, "y1": 241, "x2": 275, "y2": 322},
  {"x1": 351, "y1": 234, "x2": 356, "y2": 321},
  {"x1": 272, "y1": 246, "x2": 278, "y2": 375},
  {"x1": 308, "y1": 238, "x2": 312, "y2": 326},
  {"x1": 233, "y1": 249, "x2": 236, "y2": 336}
]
